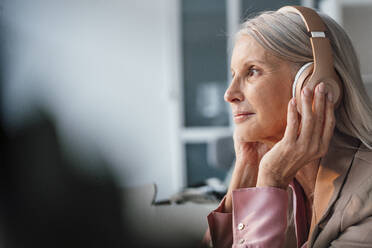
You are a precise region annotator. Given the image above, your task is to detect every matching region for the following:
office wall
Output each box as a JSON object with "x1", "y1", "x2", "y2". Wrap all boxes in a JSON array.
[{"x1": 2, "y1": 0, "x2": 181, "y2": 199}]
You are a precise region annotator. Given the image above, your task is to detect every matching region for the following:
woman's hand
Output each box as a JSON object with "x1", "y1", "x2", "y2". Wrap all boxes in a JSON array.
[
  {"x1": 256, "y1": 82, "x2": 335, "y2": 189},
  {"x1": 224, "y1": 137, "x2": 270, "y2": 212}
]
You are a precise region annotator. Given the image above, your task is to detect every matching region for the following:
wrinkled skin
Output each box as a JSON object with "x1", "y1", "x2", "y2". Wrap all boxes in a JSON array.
[{"x1": 223, "y1": 35, "x2": 335, "y2": 212}]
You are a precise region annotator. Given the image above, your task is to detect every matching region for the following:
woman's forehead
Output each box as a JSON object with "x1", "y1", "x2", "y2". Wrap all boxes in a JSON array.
[{"x1": 231, "y1": 35, "x2": 281, "y2": 69}]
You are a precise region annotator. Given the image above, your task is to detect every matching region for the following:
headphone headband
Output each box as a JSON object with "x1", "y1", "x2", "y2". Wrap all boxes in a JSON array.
[
  {"x1": 278, "y1": 6, "x2": 327, "y2": 33},
  {"x1": 278, "y1": 6, "x2": 334, "y2": 77},
  {"x1": 278, "y1": 6, "x2": 336, "y2": 93},
  {"x1": 277, "y1": 6, "x2": 343, "y2": 108}
]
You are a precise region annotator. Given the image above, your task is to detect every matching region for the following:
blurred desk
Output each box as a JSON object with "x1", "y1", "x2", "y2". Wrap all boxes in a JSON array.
[{"x1": 122, "y1": 184, "x2": 217, "y2": 248}]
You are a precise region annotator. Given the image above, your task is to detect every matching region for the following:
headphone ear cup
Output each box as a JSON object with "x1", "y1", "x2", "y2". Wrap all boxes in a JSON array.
[
  {"x1": 293, "y1": 63, "x2": 314, "y2": 114},
  {"x1": 293, "y1": 63, "x2": 343, "y2": 114},
  {"x1": 323, "y1": 73, "x2": 343, "y2": 107}
]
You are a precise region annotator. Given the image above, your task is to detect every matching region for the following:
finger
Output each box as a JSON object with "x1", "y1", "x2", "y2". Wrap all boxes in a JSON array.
[
  {"x1": 229, "y1": 161, "x2": 244, "y2": 190},
  {"x1": 320, "y1": 91, "x2": 336, "y2": 153},
  {"x1": 298, "y1": 87, "x2": 315, "y2": 143},
  {"x1": 312, "y1": 82, "x2": 326, "y2": 144},
  {"x1": 283, "y1": 97, "x2": 299, "y2": 143}
]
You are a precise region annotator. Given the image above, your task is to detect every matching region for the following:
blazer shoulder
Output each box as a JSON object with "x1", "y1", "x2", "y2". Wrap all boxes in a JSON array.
[
  {"x1": 355, "y1": 145, "x2": 372, "y2": 164},
  {"x1": 344, "y1": 145, "x2": 372, "y2": 192},
  {"x1": 341, "y1": 145, "x2": 372, "y2": 229},
  {"x1": 340, "y1": 178, "x2": 372, "y2": 231},
  {"x1": 336, "y1": 145, "x2": 372, "y2": 210}
]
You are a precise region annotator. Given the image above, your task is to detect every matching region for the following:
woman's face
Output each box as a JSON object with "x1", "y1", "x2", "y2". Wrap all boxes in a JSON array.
[{"x1": 225, "y1": 34, "x2": 295, "y2": 145}]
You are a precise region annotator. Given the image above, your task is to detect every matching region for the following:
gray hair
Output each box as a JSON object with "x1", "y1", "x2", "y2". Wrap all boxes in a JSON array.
[{"x1": 237, "y1": 9, "x2": 372, "y2": 149}]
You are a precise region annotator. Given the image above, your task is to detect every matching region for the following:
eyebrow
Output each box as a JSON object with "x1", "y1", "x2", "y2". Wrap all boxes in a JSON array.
[
  {"x1": 244, "y1": 57, "x2": 282, "y2": 70},
  {"x1": 231, "y1": 59, "x2": 275, "y2": 72},
  {"x1": 231, "y1": 60, "x2": 264, "y2": 71},
  {"x1": 242, "y1": 59, "x2": 266, "y2": 66}
]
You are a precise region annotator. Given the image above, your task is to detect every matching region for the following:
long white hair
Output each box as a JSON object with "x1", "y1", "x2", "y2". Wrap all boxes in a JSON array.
[{"x1": 237, "y1": 9, "x2": 372, "y2": 149}]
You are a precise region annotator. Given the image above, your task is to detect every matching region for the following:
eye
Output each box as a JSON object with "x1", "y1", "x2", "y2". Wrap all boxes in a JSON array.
[{"x1": 248, "y1": 67, "x2": 260, "y2": 77}]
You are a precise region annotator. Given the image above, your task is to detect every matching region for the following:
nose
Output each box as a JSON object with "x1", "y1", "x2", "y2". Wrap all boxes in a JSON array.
[{"x1": 224, "y1": 78, "x2": 244, "y2": 103}]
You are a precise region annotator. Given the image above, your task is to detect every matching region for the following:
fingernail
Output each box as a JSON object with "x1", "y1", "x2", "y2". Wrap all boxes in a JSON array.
[
  {"x1": 318, "y1": 82, "x2": 325, "y2": 94},
  {"x1": 327, "y1": 92, "x2": 333, "y2": 102},
  {"x1": 303, "y1": 87, "x2": 311, "y2": 97},
  {"x1": 291, "y1": 97, "x2": 296, "y2": 106}
]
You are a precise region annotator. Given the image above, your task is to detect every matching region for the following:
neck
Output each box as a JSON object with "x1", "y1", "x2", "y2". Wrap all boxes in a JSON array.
[
  {"x1": 261, "y1": 135, "x2": 283, "y2": 149},
  {"x1": 260, "y1": 134, "x2": 320, "y2": 199},
  {"x1": 295, "y1": 159, "x2": 320, "y2": 203}
]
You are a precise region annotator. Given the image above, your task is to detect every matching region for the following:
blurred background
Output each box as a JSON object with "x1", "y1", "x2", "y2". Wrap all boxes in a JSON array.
[{"x1": 1, "y1": 0, "x2": 372, "y2": 247}]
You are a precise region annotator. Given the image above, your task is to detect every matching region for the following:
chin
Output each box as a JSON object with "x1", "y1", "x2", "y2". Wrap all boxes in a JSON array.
[
  {"x1": 235, "y1": 123, "x2": 284, "y2": 145},
  {"x1": 235, "y1": 125, "x2": 262, "y2": 143}
]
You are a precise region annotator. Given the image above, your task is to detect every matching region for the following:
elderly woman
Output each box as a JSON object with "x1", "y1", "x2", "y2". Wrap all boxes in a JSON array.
[{"x1": 204, "y1": 6, "x2": 372, "y2": 248}]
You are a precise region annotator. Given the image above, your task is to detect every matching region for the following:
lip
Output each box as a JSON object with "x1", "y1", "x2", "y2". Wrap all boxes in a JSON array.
[{"x1": 233, "y1": 112, "x2": 255, "y2": 123}]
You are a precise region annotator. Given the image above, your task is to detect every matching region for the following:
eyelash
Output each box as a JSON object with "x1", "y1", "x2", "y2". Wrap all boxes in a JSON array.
[
  {"x1": 231, "y1": 67, "x2": 260, "y2": 79},
  {"x1": 247, "y1": 67, "x2": 260, "y2": 77}
]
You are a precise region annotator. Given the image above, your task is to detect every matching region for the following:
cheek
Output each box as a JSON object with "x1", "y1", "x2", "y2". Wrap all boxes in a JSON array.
[
  {"x1": 254, "y1": 102, "x2": 287, "y2": 136},
  {"x1": 254, "y1": 80, "x2": 291, "y2": 120},
  {"x1": 250, "y1": 84, "x2": 287, "y2": 119},
  {"x1": 259, "y1": 96, "x2": 288, "y2": 120},
  {"x1": 236, "y1": 85, "x2": 289, "y2": 142}
]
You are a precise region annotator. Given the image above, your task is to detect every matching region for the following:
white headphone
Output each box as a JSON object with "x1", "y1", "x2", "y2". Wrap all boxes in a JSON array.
[
  {"x1": 292, "y1": 62, "x2": 314, "y2": 98},
  {"x1": 279, "y1": 6, "x2": 342, "y2": 111}
]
